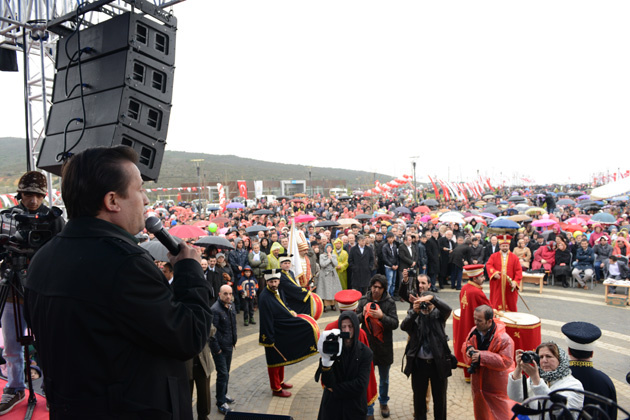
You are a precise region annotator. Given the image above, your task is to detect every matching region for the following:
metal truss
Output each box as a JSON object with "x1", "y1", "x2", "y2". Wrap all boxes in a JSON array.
[{"x1": 0, "y1": 0, "x2": 180, "y2": 205}]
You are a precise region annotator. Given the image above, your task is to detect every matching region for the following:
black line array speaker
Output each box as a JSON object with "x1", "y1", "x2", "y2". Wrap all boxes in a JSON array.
[
  {"x1": 37, "y1": 11, "x2": 176, "y2": 181},
  {"x1": 225, "y1": 412, "x2": 294, "y2": 420}
]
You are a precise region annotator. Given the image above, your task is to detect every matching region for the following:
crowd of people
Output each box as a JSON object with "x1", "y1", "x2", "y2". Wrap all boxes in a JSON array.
[{"x1": 1, "y1": 153, "x2": 625, "y2": 420}]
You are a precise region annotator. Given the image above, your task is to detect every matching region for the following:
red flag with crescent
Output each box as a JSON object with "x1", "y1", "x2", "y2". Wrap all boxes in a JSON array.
[{"x1": 237, "y1": 180, "x2": 248, "y2": 198}]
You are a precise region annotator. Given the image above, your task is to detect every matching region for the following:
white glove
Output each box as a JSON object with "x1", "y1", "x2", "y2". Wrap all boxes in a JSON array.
[{"x1": 318, "y1": 329, "x2": 342, "y2": 368}]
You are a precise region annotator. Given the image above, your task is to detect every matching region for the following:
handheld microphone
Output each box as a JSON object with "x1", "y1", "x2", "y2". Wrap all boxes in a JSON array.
[{"x1": 145, "y1": 216, "x2": 180, "y2": 256}]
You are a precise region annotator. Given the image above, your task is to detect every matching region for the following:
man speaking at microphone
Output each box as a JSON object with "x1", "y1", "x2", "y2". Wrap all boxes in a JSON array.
[{"x1": 25, "y1": 146, "x2": 214, "y2": 419}]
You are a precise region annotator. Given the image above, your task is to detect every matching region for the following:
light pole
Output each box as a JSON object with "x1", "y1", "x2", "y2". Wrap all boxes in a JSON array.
[
  {"x1": 410, "y1": 156, "x2": 419, "y2": 204},
  {"x1": 309, "y1": 166, "x2": 312, "y2": 196},
  {"x1": 191, "y1": 159, "x2": 204, "y2": 215}
]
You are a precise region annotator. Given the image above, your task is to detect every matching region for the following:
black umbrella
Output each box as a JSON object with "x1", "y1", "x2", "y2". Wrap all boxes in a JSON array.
[
  {"x1": 577, "y1": 200, "x2": 598, "y2": 208},
  {"x1": 195, "y1": 236, "x2": 235, "y2": 249},
  {"x1": 245, "y1": 225, "x2": 269, "y2": 234},
  {"x1": 253, "y1": 209, "x2": 274, "y2": 215},
  {"x1": 338, "y1": 195, "x2": 353, "y2": 200},
  {"x1": 355, "y1": 214, "x2": 373, "y2": 220},
  {"x1": 582, "y1": 204, "x2": 602, "y2": 212},
  {"x1": 483, "y1": 206, "x2": 501, "y2": 215},
  {"x1": 276, "y1": 196, "x2": 291, "y2": 201},
  {"x1": 206, "y1": 206, "x2": 220, "y2": 212},
  {"x1": 315, "y1": 220, "x2": 340, "y2": 228},
  {"x1": 422, "y1": 199, "x2": 439, "y2": 206},
  {"x1": 556, "y1": 199, "x2": 575, "y2": 206},
  {"x1": 567, "y1": 192, "x2": 583, "y2": 197},
  {"x1": 395, "y1": 206, "x2": 411, "y2": 214},
  {"x1": 507, "y1": 196, "x2": 526, "y2": 202},
  {"x1": 140, "y1": 238, "x2": 183, "y2": 262}
]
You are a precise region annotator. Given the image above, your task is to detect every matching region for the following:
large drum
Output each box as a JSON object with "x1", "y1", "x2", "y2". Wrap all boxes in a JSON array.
[
  {"x1": 311, "y1": 293, "x2": 324, "y2": 320},
  {"x1": 452, "y1": 308, "x2": 461, "y2": 361},
  {"x1": 296, "y1": 313, "x2": 320, "y2": 341},
  {"x1": 498, "y1": 312, "x2": 541, "y2": 357}
]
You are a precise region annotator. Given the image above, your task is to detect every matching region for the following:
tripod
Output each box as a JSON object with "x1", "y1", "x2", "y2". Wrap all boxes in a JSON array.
[{"x1": 0, "y1": 247, "x2": 38, "y2": 420}]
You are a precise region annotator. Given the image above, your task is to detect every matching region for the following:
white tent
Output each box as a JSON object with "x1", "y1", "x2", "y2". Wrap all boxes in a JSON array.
[{"x1": 590, "y1": 177, "x2": 630, "y2": 200}]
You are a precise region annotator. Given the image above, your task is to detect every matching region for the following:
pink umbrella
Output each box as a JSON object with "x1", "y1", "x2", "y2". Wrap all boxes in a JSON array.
[
  {"x1": 531, "y1": 219, "x2": 558, "y2": 227},
  {"x1": 420, "y1": 215, "x2": 433, "y2": 223},
  {"x1": 565, "y1": 217, "x2": 586, "y2": 225},
  {"x1": 295, "y1": 214, "x2": 316, "y2": 223},
  {"x1": 169, "y1": 225, "x2": 209, "y2": 239}
]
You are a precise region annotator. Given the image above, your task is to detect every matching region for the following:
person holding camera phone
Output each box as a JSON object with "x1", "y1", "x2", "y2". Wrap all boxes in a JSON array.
[
  {"x1": 508, "y1": 342, "x2": 584, "y2": 419},
  {"x1": 316, "y1": 311, "x2": 373, "y2": 420},
  {"x1": 461, "y1": 305, "x2": 514, "y2": 420}
]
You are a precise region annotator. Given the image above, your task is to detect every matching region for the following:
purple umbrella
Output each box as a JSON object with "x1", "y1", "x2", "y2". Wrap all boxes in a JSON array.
[
  {"x1": 480, "y1": 212, "x2": 497, "y2": 219},
  {"x1": 226, "y1": 202, "x2": 245, "y2": 209},
  {"x1": 577, "y1": 195, "x2": 590, "y2": 200}
]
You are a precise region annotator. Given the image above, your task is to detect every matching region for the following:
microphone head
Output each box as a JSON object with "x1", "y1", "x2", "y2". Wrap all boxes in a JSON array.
[{"x1": 145, "y1": 216, "x2": 163, "y2": 234}]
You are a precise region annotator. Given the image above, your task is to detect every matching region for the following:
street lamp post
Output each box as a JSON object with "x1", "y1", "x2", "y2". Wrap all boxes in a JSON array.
[
  {"x1": 191, "y1": 159, "x2": 204, "y2": 215},
  {"x1": 410, "y1": 156, "x2": 419, "y2": 204}
]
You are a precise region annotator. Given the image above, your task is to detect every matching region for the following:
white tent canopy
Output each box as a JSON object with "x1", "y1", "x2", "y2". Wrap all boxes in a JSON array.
[{"x1": 590, "y1": 177, "x2": 630, "y2": 200}]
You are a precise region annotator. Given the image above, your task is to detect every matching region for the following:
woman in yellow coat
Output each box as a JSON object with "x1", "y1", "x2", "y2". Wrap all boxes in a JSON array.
[{"x1": 333, "y1": 238, "x2": 349, "y2": 289}]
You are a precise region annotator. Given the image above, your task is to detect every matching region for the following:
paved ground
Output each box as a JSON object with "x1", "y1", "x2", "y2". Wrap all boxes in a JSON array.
[{"x1": 196, "y1": 281, "x2": 630, "y2": 419}]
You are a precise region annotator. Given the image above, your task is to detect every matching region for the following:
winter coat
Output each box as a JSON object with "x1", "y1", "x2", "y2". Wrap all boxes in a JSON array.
[
  {"x1": 248, "y1": 250, "x2": 268, "y2": 278},
  {"x1": 532, "y1": 245, "x2": 555, "y2": 271},
  {"x1": 356, "y1": 290, "x2": 399, "y2": 366},
  {"x1": 318, "y1": 252, "x2": 343, "y2": 300},
  {"x1": 228, "y1": 242, "x2": 249, "y2": 274},
  {"x1": 574, "y1": 246, "x2": 595, "y2": 270}
]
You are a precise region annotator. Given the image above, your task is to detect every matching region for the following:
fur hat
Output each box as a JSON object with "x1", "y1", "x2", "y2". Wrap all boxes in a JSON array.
[{"x1": 17, "y1": 171, "x2": 47, "y2": 196}]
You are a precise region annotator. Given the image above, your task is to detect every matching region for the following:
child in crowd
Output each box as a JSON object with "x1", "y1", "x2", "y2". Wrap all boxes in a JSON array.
[{"x1": 237, "y1": 266, "x2": 258, "y2": 326}]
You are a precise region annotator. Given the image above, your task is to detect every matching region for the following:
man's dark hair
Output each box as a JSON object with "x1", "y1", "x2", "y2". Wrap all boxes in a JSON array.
[
  {"x1": 386, "y1": 232, "x2": 394, "y2": 239},
  {"x1": 474, "y1": 304, "x2": 493, "y2": 321},
  {"x1": 610, "y1": 255, "x2": 618, "y2": 262},
  {"x1": 370, "y1": 274, "x2": 387, "y2": 289},
  {"x1": 163, "y1": 262, "x2": 173, "y2": 272},
  {"x1": 568, "y1": 348, "x2": 594, "y2": 360},
  {"x1": 61, "y1": 146, "x2": 139, "y2": 219}
]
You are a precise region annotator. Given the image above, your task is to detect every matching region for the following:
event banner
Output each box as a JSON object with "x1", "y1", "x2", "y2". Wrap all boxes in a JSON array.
[{"x1": 254, "y1": 180, "x2": 263, "y2": 198}]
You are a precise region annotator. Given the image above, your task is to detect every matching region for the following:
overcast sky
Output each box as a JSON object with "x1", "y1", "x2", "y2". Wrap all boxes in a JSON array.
[{"x1": 2, "y1": 0, "x2": 630, "y2": 185}]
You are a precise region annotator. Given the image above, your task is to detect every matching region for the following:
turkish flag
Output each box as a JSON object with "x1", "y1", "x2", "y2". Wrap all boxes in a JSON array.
[{"x1": 237, "y1": 181, "x2": 248, "y2": 198}]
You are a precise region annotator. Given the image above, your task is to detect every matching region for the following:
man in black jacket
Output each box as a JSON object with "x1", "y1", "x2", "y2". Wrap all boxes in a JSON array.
[
  {"x1": 356, "y1": 275, "x2": 399, "y2": 418},
  {"x1": 348, "y1": 235, "x2": 375, "y2": 295},
  {"x1": 381, "y1": 233, "x2": 399, "y2": 298},
  {"x1": 25, "y1": 146, "x2": 213, "y2": 419},
  {"x1": 210, "y1": 285, "x2": 238, "y2": 415},
  {"x1": 401, "y1": 291, "x2": 453, "y2": 420},
  {"x1": 398, "y1": 234, "x2": 418, "y2": 297},
  {"x1": 425, "y1": 230, "x2": 440, "y2": 292},
  {"x1": 438, "y1": 230, "x2": 456, "y2": 289}
]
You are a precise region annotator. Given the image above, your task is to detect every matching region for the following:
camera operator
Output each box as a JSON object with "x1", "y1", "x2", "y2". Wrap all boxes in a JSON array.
[
  {"x1": 316, "y1": 311, "x2": 373, "y2": 419},
  {"x1": 508, "y1": 342, "x2": 584, "y2": 419},
  {"x1": 461, "y1": 305, "x2": 514, "y2": 420},
  {"x1": 24, "y1": 147, "x2": 214, "y2": 419},
  {"x1": 0, "y1": 171, "x2": 64, "y2": 415},
  {"x1": 399, "y1": 269, "x2": 430, "y2": 306},
  {"x1": 400, "y1": 291, "x2": 453, "y2": 420}
]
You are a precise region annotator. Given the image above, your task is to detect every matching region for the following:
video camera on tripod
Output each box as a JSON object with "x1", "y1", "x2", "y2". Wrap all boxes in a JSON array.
[{"x1": 1, "y1": 206, "x2": 64, "y2": 255}]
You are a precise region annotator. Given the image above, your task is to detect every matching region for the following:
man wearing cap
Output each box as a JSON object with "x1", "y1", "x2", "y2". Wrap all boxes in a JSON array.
[
  {"x1": 462, "y1": 305, "x2": 514, "y2": 420},
  {"x1": 562, "y1": 321, "x2": 617, "y2": 419},
  {"x1": 455, "y1": 265, "x2": 492, "y2": 382},
  {"x1": 356, "y1": 274, "x2": 399, "y2": 418},
  {"x1": 278, "y1": 254, "x2": 314, "y2": 316},
  {"x1": 259, "y1": 269, "x2": 319, "y2": 397},
  {"x1": 0, "y1": 171, "x2": 64, "y2": 414},
  {"x1": 326, "y1": 290, "x2": 378, "y2": 420},
  {"x1": 485, "y1": 235, "x2": 523, "y2": 312}
]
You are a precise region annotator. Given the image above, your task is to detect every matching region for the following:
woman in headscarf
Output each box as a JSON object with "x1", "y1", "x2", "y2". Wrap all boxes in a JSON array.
[
  {"x1": 553, "y1": 236, "x2": 572, "y2": 288},
  {"x1": 318, "y1": 243, "x2": 343, "y2": 311},
  {"x1": 508, "y1": 342, "x2": 584, "y2": 419}
]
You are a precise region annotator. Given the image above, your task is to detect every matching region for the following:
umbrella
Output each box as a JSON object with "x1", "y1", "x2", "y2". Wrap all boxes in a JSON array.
[
  {"x1": 140, "y1": 238, "x2": 183, "y2": 261},
  {"x1": 563, "y1": 224, "x2": 586, "y2": 233},
  {"x1": 294, "y1": 214, "x2": 316, "y2": 223},
  {"x1": 577, "y1": 195, "x2": 590, "y2": 200},
  {"x1": 440, "y1": 211, "x2": 465, "y2": 218},
  {"x1": 507, "y1": 215, "x2": 533, "y2": 223},
  {"x1": 206, "y1": 206, "x2": 220, "y2": 212},
  {"x1": 210, "y1": 217, "x2": 230, "y2": 226},
  {"x1": 337, "y1": 218, "x2": 360, "y2": 228},
  {"x1": 610, "y1": 195, "x2": 629, "y2": 202},
  {"x1": 556, "y1": 199, "x2": 576, "y2": 206},
  {"x1": 567, "y1": 191, "x2": 583, "y2": 197},
  {"x1": 464, "y1": 216, "x2": 487, "y2": 225},
  {"x1": 290, "y1": 199, "x2": 305, "y2": 203},
  {"x1": 245, "y1": 225, "x2": 269, "y2": 234},
  {"x1": 482, "y1": 207, "x2": 501, "y2": 215},
  {"x1": 590, "y1": 176, "x2": 630, "y2": 200},
  {"x1": 395, "y1": 206, "x2": 411, "y2": 214},
  {"x1": 439, "y1": 214, "x2": 465, "y2": 224},
  {"x1": 338, "y1": 195, "x2": 353, "y2": 200},
  {"x1": 589, "y1": 212, "x2": 617, "y2": 224},
  {"x1": 507, "y1": 196, "x2": 526, "y2": 202},
  {"x1": 413, "y1": 206, "x2": 431, "y2": 214},
  {"x1": 480, "y1": 212, "x2": 498, "y2": 219},
  {"x1": 582, "y1": 205, "x2": 602, "y2": 212},
  {"x1": 566, "y1": 217, "x2": 587, "y2": 225},
  {"x1": 525, "y1": 207, "x2": 547, "y2": 216},
  {"x1": 195, "y1": 235, "x2": 235, "y2": 249},
  {"x1": 489, "y1": 218, "x2": 520, "y2": 230},
  {"x1": 505, "y1": 208, "x2": 518, "y2": 215},
  {"x1": 253, "y1": 209, "x2": 274, "y2": 215},
  {"x1": 169, "y1": 225, "x2": 208, "y2": 239},
  {"x1": 531, "y1": 219, "x2": 558, "y2": 227},
  {"x1": 293, "y1": 193, "x2": 307, "y2": 197},
  {"x1": 316, "y1": 220, "x2": 340, "y2": 228},
  {"x1": 226, "y1": 202, "x2": 245, "y2": 209},
  {"x1": 482, "y1": 194, "x2": 495, "y2": 200},
  {"x1": 474, "y1": 200, "x2": 487, "y2": 208},
  {"x1": 577, "y1": 200, "x2": 597, "y2": 208},
  {"x1": 419, "y1": 215, "x2": 434, "y2": 223},
  {"x1": 355, "y1": 214, "x2": 373, "y2": 220},
  {"x1": 375, "y1": 214, "x2": 392, "y2": 220},
  {"x1": 276, "y1": 196, "x2": 291, "y2": 201},
  {"x1": 514, "y1": 203, "x2": 530, "y2": 211},
  {"x1": 422, "y1": 199, "x2": 439, "y2": 207},
  {"x1": 193, "y1": 220, "x2": 212, "y2": 228}
]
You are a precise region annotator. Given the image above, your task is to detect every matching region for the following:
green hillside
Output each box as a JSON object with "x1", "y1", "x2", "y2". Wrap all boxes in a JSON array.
[{"x1": 0, "y1": 138, "x2": 391, "y2": 194}]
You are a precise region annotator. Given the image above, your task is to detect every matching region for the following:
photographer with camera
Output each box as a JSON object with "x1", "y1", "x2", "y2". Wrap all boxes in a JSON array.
[
  {"x1": 316, "y1": 311, "x2": 373, "y2": 420},
  {"x1": 401, "y1": 291, "x2": 453, "y2": 420},
  {"x1": 508, "y1": 342, "x2": 584, "y2": 419},
  {"x1": 461, "y1": 305, "x2": 514, "y2": 420},
  {"x1": 356, "y1": 274, "x2": 399, "y2": 418},
  {"x1": 0, "y1": 171, "x2": 64, "y2": 415}
]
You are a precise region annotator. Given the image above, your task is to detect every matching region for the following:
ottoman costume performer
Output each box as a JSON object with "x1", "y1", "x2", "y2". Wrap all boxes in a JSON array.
[
  {"x1": 278, "y1": 253, "x2": 315, "y2": 316},
  {"x1": 485, "y1": 235, "x2": 523, "y2": 312}
]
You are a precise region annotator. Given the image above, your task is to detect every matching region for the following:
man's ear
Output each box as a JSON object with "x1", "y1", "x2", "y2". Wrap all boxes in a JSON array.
[{"x1": 102, "y1": 191, "x2": 121, "y2": 213}]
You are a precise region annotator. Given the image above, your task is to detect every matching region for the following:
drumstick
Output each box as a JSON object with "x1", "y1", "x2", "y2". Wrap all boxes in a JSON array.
[
  {"x1": 516, "y1": 288, "x2": 532, "y2": 312},
  {"x1": 273, "y1": 344, "x2": 288, "y2": 362},
  {"x1": 498, "y1": 312, "x2": 517, "y2": 323}
]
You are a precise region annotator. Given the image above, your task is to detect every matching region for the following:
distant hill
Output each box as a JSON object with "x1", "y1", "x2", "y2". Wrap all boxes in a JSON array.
[{"x1": 0, "y1": 138, "x2": 391, "y2": 194}]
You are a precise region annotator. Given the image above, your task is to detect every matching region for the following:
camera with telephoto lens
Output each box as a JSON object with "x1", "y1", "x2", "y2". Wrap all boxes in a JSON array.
[
  {"x1": 321, "y1": 331, "x2": 350, "y2": 356},
  {"x1": 466, "y1": 346, "x2": 480, "y2": 374},
  {"x1": 521, "y1": 351, "x2": 540, "y2": 365}
]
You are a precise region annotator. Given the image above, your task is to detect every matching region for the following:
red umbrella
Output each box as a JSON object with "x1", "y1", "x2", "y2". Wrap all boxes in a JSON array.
[
  {"x1": 169, "y1": 225, "x2": 208, "y2": 239},
  {"x1": 194, "y1": 220, "x2": 211, "y2": 228},
  {"x1": 210, "y1": 217, "x2": 230, "y2": 225},
  {"x1": 413, "y1": 206, "x2": 431, "y2": 214},
  {"x1": 375, "y1": 214, "x2": 392, "y2": 220},
  {"x1": 562, "y1": 223, "x2": 586, "y2": 233},
  {"x1": 295, "y1": 214, "x2": 316, "y2": 223}
]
